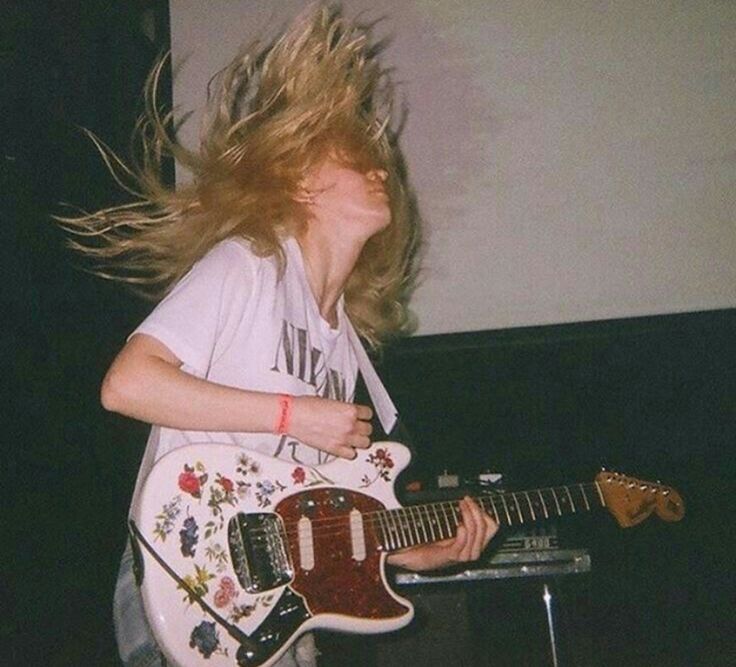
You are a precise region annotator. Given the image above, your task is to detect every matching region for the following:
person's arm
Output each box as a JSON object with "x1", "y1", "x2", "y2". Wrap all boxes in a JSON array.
[
  {"x1": 386, "y1": 496, "x2": 498, "y2": 571},
  {"x1": 101, "y1": 333, "x2": 373, "y2": 459}
]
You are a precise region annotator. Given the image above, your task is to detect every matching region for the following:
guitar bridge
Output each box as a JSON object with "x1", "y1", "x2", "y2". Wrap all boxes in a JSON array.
[{"x1": 228, "y1": 513, "x2": 293, "y2": 593}]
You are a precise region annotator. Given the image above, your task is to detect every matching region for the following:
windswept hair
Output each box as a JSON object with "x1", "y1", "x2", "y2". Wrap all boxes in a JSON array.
[{"x1": 58, "y1": 4, "x2": 420, "y2": 347}]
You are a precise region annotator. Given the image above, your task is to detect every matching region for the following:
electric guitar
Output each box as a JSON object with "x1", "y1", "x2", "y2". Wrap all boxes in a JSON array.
[{"x1": 130, "y1": 441, "x2": 684, "y2": 666}]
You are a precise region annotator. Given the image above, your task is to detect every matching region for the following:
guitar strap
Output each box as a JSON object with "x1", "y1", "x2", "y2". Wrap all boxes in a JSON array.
[
  {"x1": 346, "y1": 323, "x2": 398, "y2": 435},
  {"x1": 128, "y1": 518, "x2": 260, "y2": 655}
]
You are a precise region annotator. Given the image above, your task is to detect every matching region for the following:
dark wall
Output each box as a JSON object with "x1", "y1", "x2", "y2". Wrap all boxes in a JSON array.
[
  {"x1": 3, "y1": 2, "x2": 169, "y2": 664},
  {"x1": 379, "y1": 310, "x2": 735, "y2": 482},
  {"x1": 377, "y1": 309, "x2": 736, "y2": 665}
]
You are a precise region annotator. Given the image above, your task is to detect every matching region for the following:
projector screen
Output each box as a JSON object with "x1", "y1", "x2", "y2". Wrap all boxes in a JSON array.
[{"x1": 170, "y1": 0, "x2": 736, "y2": 335}]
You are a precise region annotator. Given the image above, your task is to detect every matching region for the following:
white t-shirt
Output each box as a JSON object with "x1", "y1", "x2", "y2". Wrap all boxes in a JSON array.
[{"x1": 131, "y1": 236, "x2": 396, "y2": 475}]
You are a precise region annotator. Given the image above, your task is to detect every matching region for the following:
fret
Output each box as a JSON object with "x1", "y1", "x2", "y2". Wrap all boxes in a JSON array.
[
  {"x1": 450, "y1": 501, "x2": 462, "y2": 527},
  {"x1": 413, "y1": 506, "x2": 429, "y2": 544},
  {"x1": 568, "y1": 485, "x2": 588, "y2": 513},
  {"x1": 483, "y1": 495, "x2": 500, "y2": 524},
  {"x1": 402, "y1": 507, "x2": 414, "y2": 545},
  {"x1": 535, "y1": 489, "x2": 549, "y2": 519},
  {"x1": 593, "y1": 480, "x2": 606, "y2": 507},
  {"x1": 394, "y1": 507, "x2": 411, "y2": 547},
  {"x1": 438, "y1": 501, "x2": 453, "y2": 538},
  {"x1": 404, "y1": 508, "x2": 417, "y2": 546},
  {"x1": 563, "y1": 485, "x2": 577, "y2": 513},
  {"x1": 523, "y1": 491, "x2": 536, "y2": 521},
  {"x1": 421, "y1": 505, "x2": 437, "y2": 543},
  {"x1": 429, "y1": 504, "x2": 444, "y2": 541},
  {"x1": 578, "y1": 483, "x2": 591, "y2": 511},
  {"x1": 382, "y1": 511, "x2": 397, "y2": 550},
  {"x1": 498, "y1": 493, "x2": 512, "y2": 526},
  {"x1": 375, "y1": 511, "x2": 390, "y2": 550},
  {"x1": 510, "y1": 492, "x2": 525, "y2": 524},
  {"x1": 386, "y1": 510, "x2": 402, "y2": 549},
  {"x1": 548, "y1": 487, "x2": 562, "y2": 516},
  {"x1": 404, "y1": 506, "x2": 420, "y2": 546},
  {"x1": 417, "y1": 506, "x2": 431, "y2": 544},
  {"x1": 397, "y1": 508, "x2": 412, "y2": 547}
]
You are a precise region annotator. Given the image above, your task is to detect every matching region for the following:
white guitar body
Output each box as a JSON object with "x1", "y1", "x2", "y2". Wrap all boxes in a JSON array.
[{"x1": 130, "y1": 441, "x2": 414, "y2": 667}]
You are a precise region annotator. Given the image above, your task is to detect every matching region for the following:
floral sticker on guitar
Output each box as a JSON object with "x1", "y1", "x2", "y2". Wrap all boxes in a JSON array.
[{"x1": 360, "y1": 447, "x2": 395, "y2": 488}]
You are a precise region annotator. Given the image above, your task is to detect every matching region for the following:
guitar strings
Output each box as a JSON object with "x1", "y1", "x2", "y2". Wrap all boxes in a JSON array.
[
  {"x1": 273, "y1": 478, "x2": 663, "y2": 543},
  {"x1": 239, "y1": 482, "x2": 610, "y2": 544},
  {"x1": 239, "y1": 485, "x2": 602, "y2": 546}
]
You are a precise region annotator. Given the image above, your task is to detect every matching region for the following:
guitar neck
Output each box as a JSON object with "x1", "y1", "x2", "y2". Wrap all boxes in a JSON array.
[{"x1": 373, "y1": 482, "x2": 606, "y2": 552}]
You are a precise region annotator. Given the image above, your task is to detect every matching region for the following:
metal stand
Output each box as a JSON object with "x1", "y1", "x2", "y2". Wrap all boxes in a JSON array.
[
  {"x1": 394, "y1": 548, "x2": 591, "y2": 666},
  {"x1": 543, "y1": 582, "x2": 559, "y2": 667}
]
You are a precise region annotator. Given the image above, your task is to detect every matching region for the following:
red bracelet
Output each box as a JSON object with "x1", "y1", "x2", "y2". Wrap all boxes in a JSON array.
[{"x1": 273, "y1": 394, "x2": 293, "y2": 435}]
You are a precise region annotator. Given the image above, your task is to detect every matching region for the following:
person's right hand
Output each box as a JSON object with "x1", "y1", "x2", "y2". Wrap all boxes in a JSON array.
[{"x1": 288, "y1": 396, "x2": 373, "y2": 459}]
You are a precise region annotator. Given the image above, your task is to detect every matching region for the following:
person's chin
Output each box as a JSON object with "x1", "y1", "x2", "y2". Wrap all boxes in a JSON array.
[{"x1": 366, "y1": 217, "x2": 392, "y2": 239}]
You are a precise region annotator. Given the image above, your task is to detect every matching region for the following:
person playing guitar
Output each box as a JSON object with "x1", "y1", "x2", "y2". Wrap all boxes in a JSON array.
[{"x1": 61, "y1": 5, "x2": 498, "y2": 666}]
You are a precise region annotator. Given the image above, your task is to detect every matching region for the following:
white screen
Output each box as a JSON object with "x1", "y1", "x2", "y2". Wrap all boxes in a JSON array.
[{"x1": 170, "y1": 0, "x2": 736, "y2": 335}]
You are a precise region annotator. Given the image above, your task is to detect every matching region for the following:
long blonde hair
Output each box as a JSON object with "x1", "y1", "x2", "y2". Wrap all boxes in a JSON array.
[{"x1": 58, "y1": 4, "x2": 420, "y2": 347}]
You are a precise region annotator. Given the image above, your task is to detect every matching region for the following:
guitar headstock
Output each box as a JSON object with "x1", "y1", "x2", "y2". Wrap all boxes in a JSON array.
[{"x1": 595, "y1": 471, "x2": 685, "y2": 528}]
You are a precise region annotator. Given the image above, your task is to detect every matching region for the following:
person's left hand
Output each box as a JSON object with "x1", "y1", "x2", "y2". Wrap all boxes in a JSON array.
[{"x1": 386, "y1": 497, "x2": 498, "y2": 572}]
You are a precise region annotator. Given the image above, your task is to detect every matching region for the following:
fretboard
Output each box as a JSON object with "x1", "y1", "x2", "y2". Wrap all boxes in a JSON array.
[{"x1": 373, "y1": 482, "x2": 606, "y2": 552}]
